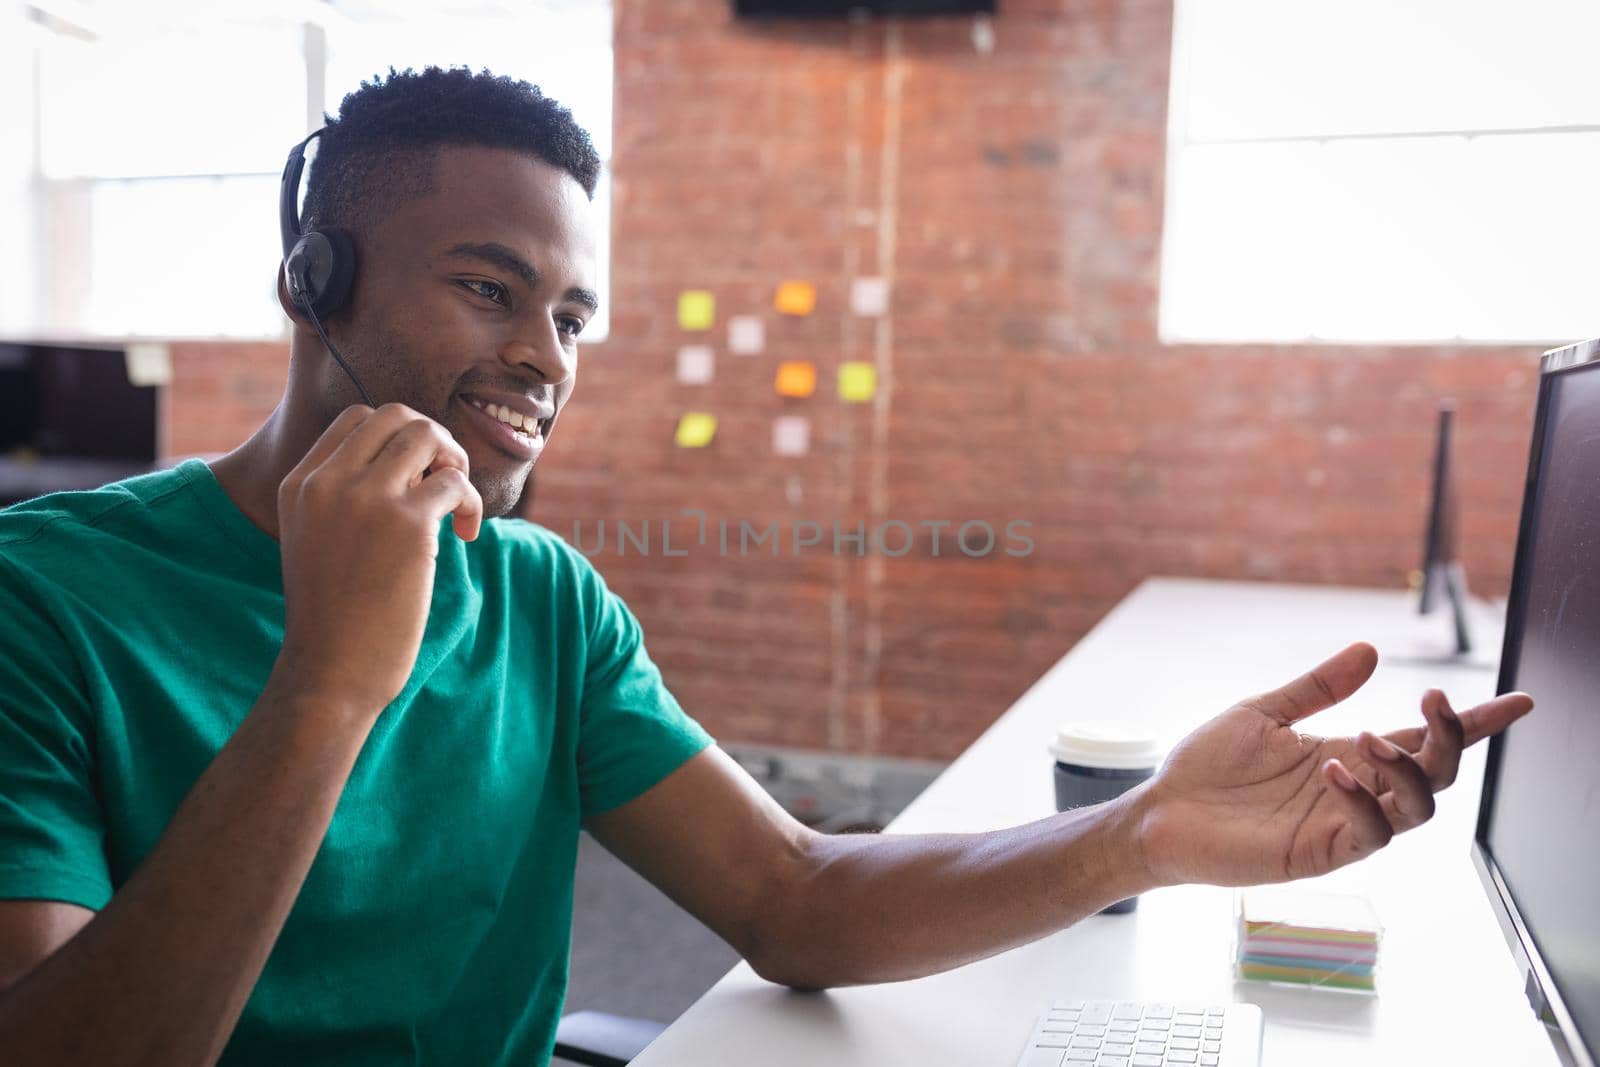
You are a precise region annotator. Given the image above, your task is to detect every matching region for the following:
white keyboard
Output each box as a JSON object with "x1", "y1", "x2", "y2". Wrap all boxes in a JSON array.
[{"x1": 1016, "y1": 999, "x2": 1264, "y2": 1067}]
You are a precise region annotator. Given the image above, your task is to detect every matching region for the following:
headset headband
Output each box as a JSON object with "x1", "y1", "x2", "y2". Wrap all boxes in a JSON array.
[{"x1": 279, "y1": 128, "x2": 323, "y2": 260}]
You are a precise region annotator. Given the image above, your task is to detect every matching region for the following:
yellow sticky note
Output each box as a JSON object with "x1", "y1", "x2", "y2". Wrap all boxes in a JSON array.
[
  {"x1": 678, "y1": 290, "x2": 715, "y2": 330},
  {"x1": 775, "y1": 361, "x2": 817, "y2": 399},
  {"x1": 675, "y1": 412, "x2": 717, "y2": 448},
  {"x1": 774, "y1": 280, "x2": 817, "y2": 316},
  {"x1": 838, "y1": 361, "x2": 877, "y2": 402}
]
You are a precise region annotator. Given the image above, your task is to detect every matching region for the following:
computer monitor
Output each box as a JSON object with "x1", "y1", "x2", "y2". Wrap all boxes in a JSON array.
[
  {"x1": 1417, "y1": 401, "x2": 1472, "y2": 654},
  {"x1": 0, "y1": 341, "x2": 159, "y2": 507},
  {"x1": 1472, "y1": 336, "x2": 1600, "y2": 1067}
]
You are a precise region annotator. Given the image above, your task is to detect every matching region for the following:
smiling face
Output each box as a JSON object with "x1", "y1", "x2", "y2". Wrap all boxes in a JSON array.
[{"x1": 323, "y1": 145, "x2": 599, "y2": 519}]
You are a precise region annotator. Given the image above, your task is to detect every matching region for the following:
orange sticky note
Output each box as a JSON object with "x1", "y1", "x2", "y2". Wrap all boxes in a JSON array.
[
  {"x1": 674, "y1": 412, "x2": 717, "y2": 448},
  {"x1": 775, "y1": 361, "x2": 817, "y2": 398},
  {"x1": 678, "y1": 290, "x2": 715, "y2": 330},
  {"x1": 774, "y1": 280, "x2": 817, "y2": 316},
  {"x1": 838, "y1": 361, "x2": 876, "y2": 402}
]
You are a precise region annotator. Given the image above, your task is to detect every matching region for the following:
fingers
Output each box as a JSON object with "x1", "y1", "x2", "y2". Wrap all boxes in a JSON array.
[
  {"x1": 1414, "y1": 689, "x2": 1465, "y2": 789},
  {"x1": 287, "y1": 403, "x2": 481, "y2": 541},
  {"x1": 1455, "y1": 690, "x2": 1534, "y2": 747},
  {"x1": 413, "y1": 465, "x2": 484, "y2": 542},
  {"x1": 368, "y1": 419, "x2": 480, "y2": 540},
  {"x1": 326, "y1": 403, "x2": 436, "y2": 470},
  {"x1": 1251, "y1": 642, "x2": 1379, "y2": 726},
  {"x1": 1321, "y1": 757, "x2": 1394, "y2": 862},
  {"x1": 285, "y1": 404, "x2": 373, "y2": 485},
  {"x1": 1379, "y1": 688, "x2": 1534, "y2": 790},
  {"x1": 370, "y1": 416, "x2": 471, "y2": 491},
  {"x1": 1357, "y1": 731, "x2": 1435, "y2": 831}
]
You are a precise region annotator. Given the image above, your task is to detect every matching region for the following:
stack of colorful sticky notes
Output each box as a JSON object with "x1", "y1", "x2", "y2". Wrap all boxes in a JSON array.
[{"x1": 1235, "y1": 886, "x2": 1382, "y2": 992}]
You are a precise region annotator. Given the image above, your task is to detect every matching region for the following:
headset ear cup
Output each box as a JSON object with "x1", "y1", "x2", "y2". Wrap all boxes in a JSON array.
[{"x1": 313, "y1": 227, "x2": 357, "y2": 317}]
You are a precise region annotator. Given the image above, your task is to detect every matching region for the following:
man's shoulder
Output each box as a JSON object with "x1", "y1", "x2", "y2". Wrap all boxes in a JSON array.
[
  {"x1": 0, "y1": 463, "x2": 193, "y2": 550},
  {"x1": 480, "y1": 517, "x2": 629, "y2": 620},
  {"x1": 0, "y1": 463, "x2": 206, "y2": 591},
  {"x1": 484, "y1": 515, "x2": 585, "y2": 562}
]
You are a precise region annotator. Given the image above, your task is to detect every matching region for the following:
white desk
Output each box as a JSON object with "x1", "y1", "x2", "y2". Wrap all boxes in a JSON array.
[{"x1": 631, "y1": 578, "x2": 1556, "y2": 1066}]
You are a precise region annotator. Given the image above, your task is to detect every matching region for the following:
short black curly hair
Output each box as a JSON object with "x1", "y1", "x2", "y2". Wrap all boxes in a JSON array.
[{"x1": 301, "y1": 65, "x2": 602, "y2": 243}]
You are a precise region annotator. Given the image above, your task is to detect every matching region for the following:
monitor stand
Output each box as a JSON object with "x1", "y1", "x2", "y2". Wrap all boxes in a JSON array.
[{"x1": 1385, "y1": 566, "x2": 1501, "y2": 672}]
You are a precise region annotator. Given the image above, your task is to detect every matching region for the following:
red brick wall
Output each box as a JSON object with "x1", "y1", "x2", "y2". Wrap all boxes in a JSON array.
[{"x1": 166, "y1": 0, "x2": 1545, "y2": 761}]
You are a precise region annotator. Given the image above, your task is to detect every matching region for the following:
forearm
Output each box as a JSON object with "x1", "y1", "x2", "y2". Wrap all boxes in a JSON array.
[
  {"x1": 760, "y1": 785, "x2": 1160, "y2": 990},
  {"x1": 0, "y1": 666, "x2": 375, "y2": 1067}
]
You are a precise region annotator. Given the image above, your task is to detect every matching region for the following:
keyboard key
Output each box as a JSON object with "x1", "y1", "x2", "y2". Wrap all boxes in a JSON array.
[
  {"x1": 1200, "y1": 1056, "x2": 1220, "y2": 1066},
  {"x1": 1053, "y1": 1000, "x2": 1087, "y2": 1012},
  {"x1": 1167, "y1": 1052, "x2": 1198, "y2": 1064},
  {"x1": 1094, "y1": 1057, "x2": 1129, "y2": 1067},
  {"x1": 1077, "y1": 1025, "x2": 1107, "y2": 1038},
  {"x1": 1071, "y1": 1035, "x2": 1102, "y2": 1048},
  {"x1": 1081, "y1": 1003, "x2": 1114, "y2": 1025},
  {"x1": 1112, "y1": 1003, "x2": 1144, "y2": 1021},
  {"x1": 1145, "y1": 1003, "x2": 1174, "y2": 1018},
  {"x1": 1204, "y1": 1027, "x2": 1222, "y2": 1041},
  {"x1": 1036, "y1": 1037, "x2": 1073, "y2": 1048},
  {"x1": 1134, "y1": 1041, "x2": 1165, "y2": 1056},
  {"x1": 1140, "y1": 1018, "x2": 1171, "y2": 1031},
  {"x1": 1203, "y1": 1040, "x2": 1221, "y2": 1053},
  {"x1": 1065, "y1": 1051, "x2": 1097, "y2": 1062},
  {"x1": 1132, "y1": 1058, "x2": 1163, "y2": 1067},
  {"x1": 1022, "y1": 1050, "x2": 1066, "y2": 1067},
  {"x1": 1108, "y1": 1020, "x2": 1139, "y2": 1034},
  {"x1": 1170, "y1": 1037, "x2": 1200, "y2": 1051}
]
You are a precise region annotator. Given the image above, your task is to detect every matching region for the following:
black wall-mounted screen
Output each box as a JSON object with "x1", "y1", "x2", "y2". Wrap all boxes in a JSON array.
[
  {"x1": 0, "y1": 343, "x2": 157, "y2": 463},
  {"x1": 735, "y1": 0, "x2": 995, "y2": 16}
]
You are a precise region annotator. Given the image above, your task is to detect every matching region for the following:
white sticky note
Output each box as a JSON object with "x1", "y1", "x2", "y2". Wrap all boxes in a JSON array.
[
  {"x1": 773, "y1": 415, "x2": 810, "y2": 457},
  {"x1": 851, "y1": 276, "x2": 890, "y2": 317},
  {"x1": 728, "y1": 315, "x2": 765, "y2": 355},
  {"x1": 124, "y1": 342, "x2": 172, "y2": 387},
  {"x1": 676, "y1": 345, "x2": 714, "y2": 385}
]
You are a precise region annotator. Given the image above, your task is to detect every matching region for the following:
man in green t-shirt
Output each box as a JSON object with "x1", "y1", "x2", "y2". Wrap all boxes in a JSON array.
[{"x1": 0, "y1": 68, "x2": 1532, "y2": 1066}]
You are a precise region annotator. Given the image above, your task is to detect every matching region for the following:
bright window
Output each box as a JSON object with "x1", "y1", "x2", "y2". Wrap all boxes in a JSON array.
[{"x1": 1160, "y1": 0, "x2": 1600, "y2": 344}]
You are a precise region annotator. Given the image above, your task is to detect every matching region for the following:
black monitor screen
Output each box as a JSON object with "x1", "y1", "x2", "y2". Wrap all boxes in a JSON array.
[
  {"x1": 0, "y1": 343, "x2": 157, "y2": 463},
  {"x1": 1484, "y1": 356, "x2": 1600, "y2": 1058}
]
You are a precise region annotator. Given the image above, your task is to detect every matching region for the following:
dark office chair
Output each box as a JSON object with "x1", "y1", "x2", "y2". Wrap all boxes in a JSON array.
[{"x1": 552, "y1": 1011, "x2": 667, "y2": 1067}]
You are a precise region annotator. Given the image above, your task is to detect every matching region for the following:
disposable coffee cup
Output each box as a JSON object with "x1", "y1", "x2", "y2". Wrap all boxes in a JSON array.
[{"x1": 1049, "y1": 720, "x2": 1164, "y2": 915}]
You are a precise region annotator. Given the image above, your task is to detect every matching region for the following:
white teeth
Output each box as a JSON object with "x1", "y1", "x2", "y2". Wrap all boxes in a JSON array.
[{"x1": 469, "y1": 396, "x2": 540, "y2": 439}]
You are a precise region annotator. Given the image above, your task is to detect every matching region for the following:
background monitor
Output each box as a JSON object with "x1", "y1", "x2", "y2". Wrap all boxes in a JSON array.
[
  {"x1": 1473, "y1": 336, "x2": 1600, "y2": 1067},
  {"x1": 0, "y1": 342, "x2": 160, "y2": 507},
  {"x1": 1417, "y1": 401, "x2": 1473, "y2": 654}
]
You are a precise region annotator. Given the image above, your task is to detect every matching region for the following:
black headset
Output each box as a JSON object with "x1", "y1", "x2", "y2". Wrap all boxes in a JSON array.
[{"x1": 279, "y1": 128, "x2": 375, "y2": 407}]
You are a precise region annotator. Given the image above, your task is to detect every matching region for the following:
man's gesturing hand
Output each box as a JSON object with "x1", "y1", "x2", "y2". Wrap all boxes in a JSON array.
[
  {"x1": 275, "y1": 403, "x2": 484, "y2": 721},
  {"x1": 1132, "y1": 643, "x2": 1534, "y2": 888}
]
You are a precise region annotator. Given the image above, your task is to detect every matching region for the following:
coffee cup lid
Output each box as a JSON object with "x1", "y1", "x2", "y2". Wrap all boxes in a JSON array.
[{"x1": 1048, "y1": 720, "x2": 1164, "y2": 769}]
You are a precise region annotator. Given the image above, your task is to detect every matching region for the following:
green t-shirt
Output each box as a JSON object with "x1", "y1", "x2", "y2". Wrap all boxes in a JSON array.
[{"x1": 0, "y1": 458, "x2": 715, "y2": 1065}]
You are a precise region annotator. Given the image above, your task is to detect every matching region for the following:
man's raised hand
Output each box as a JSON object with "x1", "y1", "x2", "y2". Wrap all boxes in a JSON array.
[{"x1": 1131, "y1": 643, "x2": 1533, "y2": 888}]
